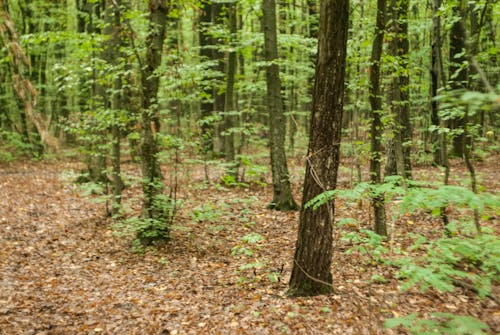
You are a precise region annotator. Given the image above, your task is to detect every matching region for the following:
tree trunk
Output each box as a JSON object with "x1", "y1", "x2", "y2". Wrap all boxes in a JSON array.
[
  {"x1": 198, "y1": 0, "x2": 214, "y2": 155},
  {"x1": 430, "y1": 0, "x2": 445, "y2": 166},
  {"x1": 103, "y1": 0, "x2": 125, "y2": 215},
  {"x1": 139, "y1": 0, "x2": 170, "y2": 242},
  {"x1": 211, "y1": 3, "x2": 225, "y2": 155},
  {"x1": 449, "y1": 0, "x2": 468, "y2": 157},
  {"x1": 385, "y1": 0, "x2": 411, "y2": 180},
  {"x1": 369, "y1": 0, "x2": 387, "y2": 236},
  {"x1": 262, "y1": 0, "x2": 298, "y2": 211},
  {"x1": 223, "y1": 2, "x2": 238, "y2": 176},
  {"x1": 289, "y1": 0, "x2": 349, "y2": 297}
]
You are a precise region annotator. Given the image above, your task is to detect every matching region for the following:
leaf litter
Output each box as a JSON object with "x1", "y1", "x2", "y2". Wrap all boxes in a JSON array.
[{"x1": 0, "y1": 156, "x2": 498, "y2": 334}]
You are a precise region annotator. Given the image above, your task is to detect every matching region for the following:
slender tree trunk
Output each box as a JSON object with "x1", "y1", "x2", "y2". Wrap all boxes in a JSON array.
[
  {"x1": 462, "y1": 109, "x2": 481, "y2": 234},
  {"x1": 430, "y1": 0, "x2": 444, "y2": 166},
  {"x1": 387, "y1": 0, "x2": 411, "y2": 180},
  {"x1": 262, "y1": 0, "x2": 298, "y2": 211},
  {"x1": 211, "y1": 3, "x2": 225, "y2": 155},
  {"x1": 103, "y1": 0, "x2": 125, "y2": 215},
  {"x1": 289, "y1": 0, "x2": 349, "y2": 297},
  {"x1": 369, "y1": 0, "x2": 387, "y2": 236},
  {"x1": 223, "y1": 2, "x2": 237, "y2": 176},
  {"x1": 199, "y1": 0, "x2": 214, "y2": 155},
  {"x1": 139, "y1": 0, "x2": 170, "y2": 242},
  {"x1": 449, "y1": 0, "x2": 468, "y2": 157}
]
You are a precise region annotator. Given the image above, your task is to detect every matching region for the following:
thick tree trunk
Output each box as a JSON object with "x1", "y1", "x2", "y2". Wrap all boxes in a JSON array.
[
  {"x1": 369, "y1": 0, "x2": 387, "y2": 236},
  {"x1": 262, "y1": 0, "x2": 298, "y2": 211},
  {"x1": 289, "y1": 0, "x2": 349, "y2": 297}
]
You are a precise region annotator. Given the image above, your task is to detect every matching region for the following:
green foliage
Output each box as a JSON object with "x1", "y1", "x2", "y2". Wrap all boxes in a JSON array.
[
  {"x1": 307, "y1": 178, "x2": 498, "y2": 333},
  {"x1": 385, "y1": 313, "x2": 490, "y2": 335},
  {"x1": 220, "y1": 174, "x2": 249, "y2": 188},
  {"x1": 400, "y1": 185, "x2": 499, "y2": 218},
  {"x1": 305, "y1": 176, "x2": 406, "y2": 210},
  {"x1": 113, "y1": 215, "x2": 169, "y2": 251},
  {"x1": 342, "y1": 228, "x2": 389, "y2": 264},
  {"x1": 238, "y1": 154, "x2": 268, "y2": 186},
  {"x1": 192, "y1": 202, "x2": 223, "y2": 223},
  {"x1": 395, "y1": 231, "x2": 499, "y2": 298},
  {"x1": 0, "y1": 131, "x2": 37, "y2": 161},
  {"x1": 241, "y1": 232, "x2": 264, "y2": 244}
]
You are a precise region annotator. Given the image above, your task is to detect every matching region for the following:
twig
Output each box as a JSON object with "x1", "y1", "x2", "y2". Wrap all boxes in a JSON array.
[{"x1": 452, "y1": 278, "x2": 500, "y2": 305}]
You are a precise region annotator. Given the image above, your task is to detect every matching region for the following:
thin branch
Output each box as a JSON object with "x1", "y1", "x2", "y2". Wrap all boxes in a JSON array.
[{"x1": 452, "y1": 278, "x2": 500, "y2": 305}]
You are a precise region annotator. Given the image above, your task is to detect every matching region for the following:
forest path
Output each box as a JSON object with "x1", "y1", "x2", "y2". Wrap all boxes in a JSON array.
[{"x1": 0, "y1": 159, "x2": 498, "y2": 334}]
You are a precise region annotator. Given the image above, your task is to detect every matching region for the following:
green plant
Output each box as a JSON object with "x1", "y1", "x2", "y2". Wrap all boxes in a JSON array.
[
  {"x1": 384, "y1": 184, "x2": 499, "y2": 335},
  {"x1": 395, "y1": 231, "x2": 499, "y2": 298},
  {"x1": 307, "y1": 179, "x2": 498, "y2": 334},
  {"x1": 341, "y1": 228, "x2": 390, "y2": 265},
  {"x1": 220, "y1": 174, "x2": 249, "y2": 188},
  {"x1": 238, "y1": 154, "x2": 268, "y2": 186},
  {"x1": 385, "y1": 312, "x2": 490, "y2": 335},
  {"x1": 0, "y1": 130, "x2": 37, "y2": 162},
  {"x1": 112, "y1": 192, "x2": 174, "y2": 248},
  {"x1": 113, "y1": 216, "x2": 169, "y2": 250},
  {"x1": 192, "y1": 202, "x2": 223, "y2": 223},
  {"x1": 231, "y1": 232, "x2": 281, "y2": 285}
]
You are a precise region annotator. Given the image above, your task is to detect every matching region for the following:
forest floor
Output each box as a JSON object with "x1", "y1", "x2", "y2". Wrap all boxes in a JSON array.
[{"x1": 0, "y1": 153, "x2": 498, "y2": 335}]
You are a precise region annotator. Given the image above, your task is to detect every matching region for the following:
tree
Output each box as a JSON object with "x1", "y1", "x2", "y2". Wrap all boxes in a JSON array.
[
  {"x1": 223, "y1": 2, "x2": 238, "y2": 175},
  {"x1": 448, "y1": 0, "x2": 468, "y2": 157},
  {"x1": 368, "y1": 0, "x2": 387, "y2": 236},
  {"x1": 262, "y1": 0, "x2": 298, "y2": 211},
  {"x1": 384, "y1": 0, "x2": 411, "y2": 180},
  {"x1": 289, "y1": 0, "x2": 349, "y2": 296},
  {"x1": 198, "y1": 0, "x2": 215, "y2": 155},
  {"x1": 138, "y1": 0, "x2": 172, "y2": 243},
  {"x1": 102, "y1": 0, "x2": 125, "y2": 215},
  {"x1": 430, "y1": 0, "x2": 445, "y2": 166}
]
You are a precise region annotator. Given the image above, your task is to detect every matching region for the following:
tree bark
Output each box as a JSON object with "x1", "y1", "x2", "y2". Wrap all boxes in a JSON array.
[
  {"x1": 103, "y1": 0, "x2": 125, "y2": 215},
  {"x1": 139, "y1": 0, "x2": 170, "y2": 242},
  {"x1": 449, "y1": 0, "x2": 468, "y2": 157},
  {"x1": 430, "y1": 0, "x2": 445, "y2": 166},
  {"x1": 262, "y1": 0, "x2": 298, "y2": 211},
  {"x1": 198, "y1": 0, "x2": 214, "y2": 155},
  {"x1": 369, "y1": 0, "x2": 387, "y2": 236},
  {"x1": 289, "y1": 0, "x2": 349, "y2": 297},
  {"x1": 223, "y1": 2, "x2": 237, "y2": 176},
  {"x1": 385, "y1": 0, "x2": 411, "y2": 180}
]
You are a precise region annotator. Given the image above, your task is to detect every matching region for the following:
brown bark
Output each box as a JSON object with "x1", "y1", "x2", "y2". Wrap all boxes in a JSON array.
[
  {"x1": 385, "y1": 0, "x2": 411, "y2": 180},
  {"x1": 262, "y1": 0, "x2": 298, "y2": 211},
  {"x1": 369, "y1": 0, "x2": 387, "y2": 236},
  {"x1": 449, "y1": 0, "x2": 468, "y2": 157},
  {"x1": 430, "y1": 0, "x2": 445, "y2": 166},
  {"x1": 223, "y1": 2, "x2": 238, "y2": 176},
  {"x1": 289, "y1": 0, "x2": 349, "y2": 297},
  {"x1": 139, "y1": 0, "x2": 170, "y2": 242},
  {"x1": 198, "y1": 0, "x2": 214, "y2": 154},
  {"x1": 103, "y1": 0, "x2": 125, "y2": 215}
]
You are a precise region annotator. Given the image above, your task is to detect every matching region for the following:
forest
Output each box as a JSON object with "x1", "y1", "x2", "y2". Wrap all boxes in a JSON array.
[{"x1": 0, "y1": 0, "x2": 499, "y2": 333}]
